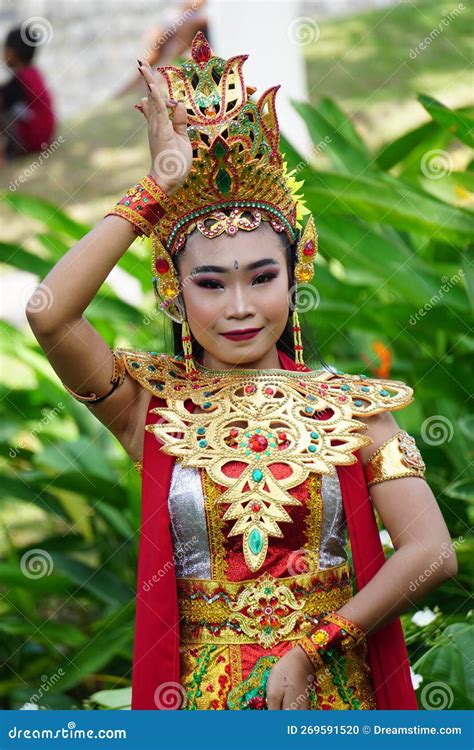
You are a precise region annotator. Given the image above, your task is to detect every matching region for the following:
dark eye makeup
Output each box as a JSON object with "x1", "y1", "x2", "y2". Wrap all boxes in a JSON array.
[{"x1": 196, "y1": 272, "x2": 278, "y2": 289}]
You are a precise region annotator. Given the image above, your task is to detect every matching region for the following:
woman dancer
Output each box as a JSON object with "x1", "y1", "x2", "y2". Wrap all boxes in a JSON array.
[{"x1": 27, "y1": 33, "x2": 457, "y2": 711}]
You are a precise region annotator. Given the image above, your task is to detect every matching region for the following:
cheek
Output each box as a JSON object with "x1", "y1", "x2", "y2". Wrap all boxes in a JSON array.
[
  {"x1": 261, "y1": 275, "x2": 290, "y2": 319},
  {"x1": 182, "y1": 285, "x2": 217, "y2": 326}
]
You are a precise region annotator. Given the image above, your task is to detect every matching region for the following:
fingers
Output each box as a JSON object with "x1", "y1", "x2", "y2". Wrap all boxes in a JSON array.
[{"x1": 265, "y1": 689, "x2": 283, "y2": 710}]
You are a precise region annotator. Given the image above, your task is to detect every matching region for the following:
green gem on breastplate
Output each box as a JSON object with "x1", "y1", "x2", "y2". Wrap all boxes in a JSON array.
[{"x1": 248, "y1": 528, "x2": 263, "y2": 555}]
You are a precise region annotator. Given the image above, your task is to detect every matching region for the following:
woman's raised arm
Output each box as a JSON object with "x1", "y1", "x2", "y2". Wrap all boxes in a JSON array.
[
  {"x1": 26, "y1": 214, "x2": 153, "y2": 454},
  {"x1": 26, "y1": 59, "x2": 192, "y2": 459}
]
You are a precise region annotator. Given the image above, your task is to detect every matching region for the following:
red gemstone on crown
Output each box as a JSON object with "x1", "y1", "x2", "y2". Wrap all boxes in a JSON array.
[
  {"x1": 303, "y1": 240, "x2": 315, "y2": 256},
  {"x1": 249, "y1": 435, "x2": 268, "y2": 452},
  {"x1": 192, "y1": 33, "x2": 213, "y2": 63}
]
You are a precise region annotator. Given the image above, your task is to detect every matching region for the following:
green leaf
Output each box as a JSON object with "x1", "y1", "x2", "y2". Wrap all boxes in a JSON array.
[
  {"x1": 0, "y1": 242, "x2": 52, "y2": 276},
  {"x1": 303, "y1": 172, "x2": 474, "y2": 244},
  {"x1": 88, "y1": 686, "x2": 131, "y2": 710},
  {"x1": 444, "y1": 480, "x2": 474, "y2": 503},
  {"x1": 318, "y1": 97, "x2": 368, "y2": 155},
  {"x1": 418, "y1": 95, "x2": 474, "y2": 148},
  {"x1": 47, "y1": 625, "x2": 133, "y2": 693},
  {"x1": 2, "y1": 192, "x2": 90, "y2": 239},
  {"x1": 291, "y1": 99, "x2": 372, "y2": 175},
  {"x1": 413, "y1": 622, "x2": 474, "y2": 708},
  {"x1": 375, "y1": 121, "x2": 442, "y2": 171},
  {"x1": 53, "y1": 553, "x2": 132, "y2": 606}
]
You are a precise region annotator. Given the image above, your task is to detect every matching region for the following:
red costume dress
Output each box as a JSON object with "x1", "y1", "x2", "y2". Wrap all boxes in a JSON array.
[{"x1": 116, "y1": 346, "x2": 418, "y2": 711}]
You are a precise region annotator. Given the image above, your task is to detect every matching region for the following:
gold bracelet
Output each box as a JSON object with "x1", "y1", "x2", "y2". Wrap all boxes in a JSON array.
[
  {"x1": 297, "y1": 611, "x2": 367, "y2": 671},
  {"x1": 362, "y1": 429, "x2": 426, "y2": 488},
  {"x1": 62, "y1": 350, "x2": 126, "y2": 405}
]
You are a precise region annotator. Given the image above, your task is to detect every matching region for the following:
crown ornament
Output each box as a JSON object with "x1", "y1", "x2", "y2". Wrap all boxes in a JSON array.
[{"x1": 150, "y1": 32, "x2": 318, "y2": 332}]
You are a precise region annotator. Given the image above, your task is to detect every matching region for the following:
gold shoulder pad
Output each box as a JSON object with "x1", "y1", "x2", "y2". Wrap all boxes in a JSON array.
[
  {"x1": 114, "y1": 348, "x2": 185, "y2": 397},
  {"x1": 321, "y1": 370, "x2": 414, "y2": 417}
]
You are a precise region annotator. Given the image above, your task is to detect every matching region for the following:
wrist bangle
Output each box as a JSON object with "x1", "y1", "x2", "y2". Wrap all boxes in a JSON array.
[
  {"x1": 297, "y1": 612, "x2": 367, "y2": 671},
  {"x1": 62, "y1": 350, "x2": 126, "y2": 405},
  {"x1": 105, "y1": 174, "x2": 169, "y2": 237}
]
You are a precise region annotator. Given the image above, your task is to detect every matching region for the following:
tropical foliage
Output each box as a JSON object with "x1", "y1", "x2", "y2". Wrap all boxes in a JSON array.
[{"x1": 0, "y1": 93, "x2": 472, "y2": 710}]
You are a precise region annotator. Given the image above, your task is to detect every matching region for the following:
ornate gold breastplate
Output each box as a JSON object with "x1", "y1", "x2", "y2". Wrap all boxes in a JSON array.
[{"x1": 116, "y1": 349, "x2": 413, "y2": 572}]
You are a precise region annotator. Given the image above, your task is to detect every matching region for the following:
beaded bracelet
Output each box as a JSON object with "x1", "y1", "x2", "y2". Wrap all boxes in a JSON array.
[
  {"x1": 296, "y1": 611, "x2": 367, "y2": 671},
  {"x1": 105, "y1": 174, "x2": 169, "y2": 237},
  {"x1": 62, "y1": 350, "x2": 126, "y2": 405}
]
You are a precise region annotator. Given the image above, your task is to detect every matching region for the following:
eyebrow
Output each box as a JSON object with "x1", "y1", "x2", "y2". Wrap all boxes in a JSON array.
[{"x1": 191, "y1": 258, "x2": 280, "y2": 275}]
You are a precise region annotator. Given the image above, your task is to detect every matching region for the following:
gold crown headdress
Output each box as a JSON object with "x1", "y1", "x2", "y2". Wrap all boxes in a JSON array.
[{"x1": 151, "y1": 32, "x2": 317, "y2": 372}]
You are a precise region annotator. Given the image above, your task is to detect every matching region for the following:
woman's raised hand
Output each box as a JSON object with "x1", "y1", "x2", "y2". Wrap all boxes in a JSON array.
[{"x1": 137, "y1": 59, "x2": 193, "y2": 194}]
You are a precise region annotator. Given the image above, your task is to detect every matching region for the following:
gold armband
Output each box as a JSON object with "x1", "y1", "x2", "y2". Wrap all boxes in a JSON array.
[
  {"x1": 62, "y1": 350, "x2": 126, "y2": 405},
  {"x1": 362, "y1": 429, "x2": 426, "y2": 488}
]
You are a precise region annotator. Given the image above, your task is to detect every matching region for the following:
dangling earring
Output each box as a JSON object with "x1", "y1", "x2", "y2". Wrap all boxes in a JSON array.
[
  {"x1": 292, "y1": 215, "x2": 318, "y2": 370},
  {"x1": 291, "y1": 293, "x2": 305, "y2": 368},
  {"x1": 181, "y1": 313, "x2": 197, "y2": 376}
]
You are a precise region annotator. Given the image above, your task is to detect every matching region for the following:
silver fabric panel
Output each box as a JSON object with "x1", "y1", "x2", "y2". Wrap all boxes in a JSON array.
[
  {"x1": 319, "y1": 473, "x2": 348, "y2": 569},
  {"x1": 167, "y1": 462, "x2": 212, "y2": 578},
  {"x1": 167, "y1": 462, "x2": 347, "y2": 576}
]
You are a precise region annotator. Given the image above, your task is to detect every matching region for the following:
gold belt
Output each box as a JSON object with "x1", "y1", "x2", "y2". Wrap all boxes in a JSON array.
[{"x1": 177, "y1": 562, "x2": 352, "y2": 648}]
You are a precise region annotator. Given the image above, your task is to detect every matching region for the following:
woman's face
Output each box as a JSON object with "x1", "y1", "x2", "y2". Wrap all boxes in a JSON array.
[{"x1": 176, "y1": 222, "x2": 291, "y2": 370}]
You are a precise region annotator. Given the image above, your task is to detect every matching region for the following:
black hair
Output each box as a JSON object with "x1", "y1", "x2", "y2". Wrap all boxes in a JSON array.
[
  {"x1": 5, "y1": 25, "x2": 37, "y2": 64},
  {"x1": 167, "y1": 219, "x2": 332, "y2": 373}
]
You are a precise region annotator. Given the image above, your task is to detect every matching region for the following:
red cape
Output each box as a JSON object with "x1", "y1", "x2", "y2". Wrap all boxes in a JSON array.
[{"x1": 131, "y1": 349, "x2": 418, "y2": 709}]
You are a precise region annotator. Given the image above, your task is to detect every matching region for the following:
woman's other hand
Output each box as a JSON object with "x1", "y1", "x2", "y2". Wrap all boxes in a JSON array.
[
  {"x1": 137, "y1": 59, "x2": 193, "y2": 194},
  {"x1": 266, "y1": 644, "x2": 315, "y2": 709}
]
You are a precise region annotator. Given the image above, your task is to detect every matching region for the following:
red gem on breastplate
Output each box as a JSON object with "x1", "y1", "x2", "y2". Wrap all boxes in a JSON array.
[
  {"x1": 249, "y1": 434, "x2": 268, "y2": 452},
  {"x1": 156, "y1": 257, "x2": 170, "y2": 274}
]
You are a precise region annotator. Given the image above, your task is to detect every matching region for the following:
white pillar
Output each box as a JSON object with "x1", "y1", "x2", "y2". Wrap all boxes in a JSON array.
[{"x1": 206, "y1": 0, "x2": 313, "y2": 158}]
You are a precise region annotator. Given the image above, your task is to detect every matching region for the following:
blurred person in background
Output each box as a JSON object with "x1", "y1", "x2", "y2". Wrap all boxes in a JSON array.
[
  {"x1": 0, "y1": 23, "x2": 56, "y2": 166},
  {"x1": 116, "y1": 0, "x2": 209, "y2": 97}
]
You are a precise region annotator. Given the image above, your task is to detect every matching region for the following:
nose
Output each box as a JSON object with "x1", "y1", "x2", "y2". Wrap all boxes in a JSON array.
[{"x1": 224, "y1": 283, "x2": 256, "y2": 319}]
